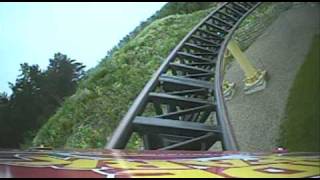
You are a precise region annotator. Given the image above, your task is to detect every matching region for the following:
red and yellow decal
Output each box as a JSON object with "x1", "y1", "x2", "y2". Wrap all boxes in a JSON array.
[{"x1": 0, "y1": 150, "x2": 319, "y2": 178}]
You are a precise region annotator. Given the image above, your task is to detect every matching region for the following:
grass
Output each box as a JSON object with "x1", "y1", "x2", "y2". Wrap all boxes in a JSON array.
[
  {"x1": 32, "y1": 9, "x2": 212, "y2": 149},
  {"x1": 33, "y1": 3, "x2": 289, "y2": 149},
  {"x1": 279, "y1": 34, "x2": 320, "y2": 152}
]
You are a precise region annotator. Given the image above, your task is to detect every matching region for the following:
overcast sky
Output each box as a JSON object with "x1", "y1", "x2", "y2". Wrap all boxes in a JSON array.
[{"x1": 0, "y1": 2, "x2": 166, "y2": 95}]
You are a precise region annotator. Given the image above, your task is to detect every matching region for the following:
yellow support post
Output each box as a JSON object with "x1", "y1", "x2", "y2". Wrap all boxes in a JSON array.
[
  {"x1": 227, "y1": 39, "x2": 267, "y2": 94},
  {"x1": 222, "y1": 50, "x2": 236, "y2": 100}
]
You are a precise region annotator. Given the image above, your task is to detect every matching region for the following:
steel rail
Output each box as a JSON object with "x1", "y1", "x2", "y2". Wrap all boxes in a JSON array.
[{"x1": 106, "y1": 2, "x2": 262, "y2": 151}]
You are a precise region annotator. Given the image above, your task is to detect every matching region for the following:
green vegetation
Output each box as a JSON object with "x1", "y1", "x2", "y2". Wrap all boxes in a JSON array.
[
  {"x1": 0, "y1": 53, "x2": 85, "y2": 148},
  {"x1": 234, "y1": 2, "x2": 293, "y2": 50},
  {"x1": 98, "y1": 2, "x2": 217, "y2": 70},
  {"x1": 279, "y1": 34, "x2": 320, "y2": 152},
  {"x1": 32, "y1": 2, "x2": 291, "y2": 150},
  {"x1": 33, "y1": 8, "x2": 213, "y2": 149}
]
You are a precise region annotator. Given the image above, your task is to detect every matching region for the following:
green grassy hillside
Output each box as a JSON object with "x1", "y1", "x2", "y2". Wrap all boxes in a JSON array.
[
  {"x1": 33, "y1": 8, "x2": 213, "y2": 149},
  {"x1": 33, "y1": 2, "x2": 291, "y2": 149},
  {"x1": 280, "y1": 34, "x2": 320, "y2": 152}
]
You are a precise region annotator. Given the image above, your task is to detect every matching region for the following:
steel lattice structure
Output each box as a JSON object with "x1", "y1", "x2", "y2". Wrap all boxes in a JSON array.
[{"x1": 106, "y1": 2, "x2": 262, "y2": 151}]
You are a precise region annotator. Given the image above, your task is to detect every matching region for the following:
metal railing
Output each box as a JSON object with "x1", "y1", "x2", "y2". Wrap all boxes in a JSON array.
[
  {"x1": 214, "y1": 2, "x2": 262, "y2": 150},
  {"x1": 106, "y1": 2, "x2": 262, "y2": 151}
]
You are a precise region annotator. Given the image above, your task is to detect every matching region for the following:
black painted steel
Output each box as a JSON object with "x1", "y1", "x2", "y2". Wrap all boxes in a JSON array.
[{"x1": 106, "y1": 2, "x2": 262, "y2": 151}]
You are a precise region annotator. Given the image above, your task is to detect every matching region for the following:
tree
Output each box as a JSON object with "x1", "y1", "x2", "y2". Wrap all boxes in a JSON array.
[
  {"x1": 44, "y1": 53, "x2": 85, "y2": 106},
  {"x1": 5, "y1": 63, "x2": 44, "y2": 147},
  {"x1": 0, "y1": 92, "x2": 12, "y2": 147},
  {"x1": 0, "y1": 53, "x2": 86, "y2": 148}
]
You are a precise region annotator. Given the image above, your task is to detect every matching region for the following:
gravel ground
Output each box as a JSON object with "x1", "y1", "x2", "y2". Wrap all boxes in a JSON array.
[{"x1": 218, "y1": 4, "x2": 320, "y2": 152}]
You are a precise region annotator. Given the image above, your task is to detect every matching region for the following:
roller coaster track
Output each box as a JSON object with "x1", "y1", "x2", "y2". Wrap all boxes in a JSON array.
[{"x1": 106, "y1": 2, "x2": 262, "y2": 151}]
